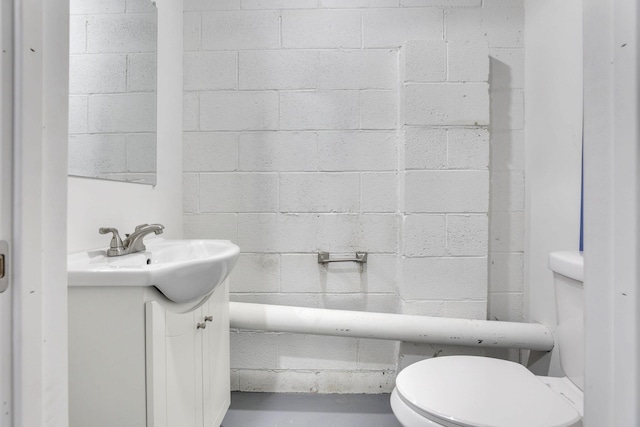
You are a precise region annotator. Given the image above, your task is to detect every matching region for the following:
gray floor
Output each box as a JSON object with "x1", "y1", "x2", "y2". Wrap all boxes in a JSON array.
[{"x1": 221, "y1": 392, "x2": 403, "y2": 427}]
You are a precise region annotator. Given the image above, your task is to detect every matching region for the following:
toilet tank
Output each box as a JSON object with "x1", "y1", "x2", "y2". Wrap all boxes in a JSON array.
[{"x1": 549, "y1": 251, "x2": 584, "y2": 390}]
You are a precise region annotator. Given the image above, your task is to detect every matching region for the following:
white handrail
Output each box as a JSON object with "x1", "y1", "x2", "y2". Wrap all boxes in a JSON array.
[{"x1": 229, "y1": 302, "x2": 554, "y2": 352}]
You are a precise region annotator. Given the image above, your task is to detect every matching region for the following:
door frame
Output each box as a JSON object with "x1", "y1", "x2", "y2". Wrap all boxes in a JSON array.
[
  {"x1": 0, "y1": 0, "x2": 14, "y2": 424},
  {"x1": 11, "y1": 0, "x2": 69, "y2": 425}
]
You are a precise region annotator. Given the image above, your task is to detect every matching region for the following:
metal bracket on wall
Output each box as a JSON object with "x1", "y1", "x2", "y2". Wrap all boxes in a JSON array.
[
  {"x1": 0, "y1": 241, "x2": 8, "y2": 293},
  {"x1": 317, "y1": 252, "x2": 368, "y2": 264}
]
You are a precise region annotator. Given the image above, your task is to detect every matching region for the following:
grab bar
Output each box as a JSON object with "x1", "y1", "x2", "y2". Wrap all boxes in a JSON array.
[{"x1": 317, "y1": 252, "x2": 368, "y2": 264}]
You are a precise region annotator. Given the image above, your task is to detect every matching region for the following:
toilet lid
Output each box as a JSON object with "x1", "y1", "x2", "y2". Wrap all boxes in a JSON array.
[{"x1": 395, "y1": 356, "x2": 581, "y2": 427}]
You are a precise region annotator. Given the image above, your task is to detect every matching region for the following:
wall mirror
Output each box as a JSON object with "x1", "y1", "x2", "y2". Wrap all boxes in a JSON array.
[{"x1": 68, "y1": 0, "x2": 157, "y2": 185}]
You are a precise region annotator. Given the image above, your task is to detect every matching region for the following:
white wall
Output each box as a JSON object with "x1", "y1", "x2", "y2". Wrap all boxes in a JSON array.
[
  {"x1": 183, "y1": 0, "x2": 525, "y2": 393},
  {"x1": 523, "y1": 0, "x2": 582, "y2": 376},
  {"x1": 67, "y1": 0, "x2": 183, "y2": 252}
]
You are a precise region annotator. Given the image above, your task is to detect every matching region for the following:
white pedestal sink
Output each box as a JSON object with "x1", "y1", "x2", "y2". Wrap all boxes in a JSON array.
[{"x1": 68, "y1": 238, "x2": 240, "y2": 303}]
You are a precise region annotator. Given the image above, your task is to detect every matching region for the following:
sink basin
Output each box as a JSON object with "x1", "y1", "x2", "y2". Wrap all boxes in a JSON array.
[{"x1": 68, "y1": 238, "x2": 240, "y2": 303}]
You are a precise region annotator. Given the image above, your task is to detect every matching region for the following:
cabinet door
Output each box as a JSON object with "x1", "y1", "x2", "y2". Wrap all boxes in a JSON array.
[
  {"x1": 202, "y1": 282, "x2": 231, "y2": 427},
  {"x1": 146, "y1": 302, "x2": 203, "y2": 427}
]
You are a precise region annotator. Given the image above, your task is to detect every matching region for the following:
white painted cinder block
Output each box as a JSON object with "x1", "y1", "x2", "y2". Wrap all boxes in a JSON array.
[
  {"x1": 318, "y1": 50, "x2": 398, "y2": 90},
  {"x1": 401, "y1": 0, "x2": 480, "y2": 6},
  {"x1": 488, "y1": 292, "x2": 523, "y2": 322},
  {"x1": 491, "y1": 171, "x2": 525, "y2": 212},
  {"x1": 199, "y1": 173, "x2": 278, "y2": 213},
  {"x1": 241, "y1": 0, "x2": 318, "y2": 9},
  {"x1": 402, "y1": 214, "x2": 446, "y2": 257},
  {"x1": 318, "y1": 131, "x2": 397, "y2": 171},
  {"x1": 281, "y1": 10, "x2": 361, "y2": 49},
  {"x1": 230, "y1": 293, "x2": 320, "y2": 308},
  {"x1": 88, "y1": 93, "x2": 156, "y2": 133},
  {"x1": 317, "y1": 214, "x2": 399, "y2": 253},
  {"x1": 360, "y1": 90, "x2": 399, "y2": 130},
  {"x1": 125, "y1": 133, "x2": 155, "y2": 172},
  {"x1": 184, "y1": 51, "x2": 236, "y2": 91},
  {"x1": 125, "y1": 0, "x2": 156, "y2": 13},
  {"x1": 70, "y1": 0, "x2": 124, "y2": 15},
  {"x1": 280, "y1": 254, "x2": 363, "y2": 294},
  {"x1": 183, "y1": 214, "x2": 238, "y2": 241},
  {"x1": 363, "y1": 8, "x2": 443, "y2": 48},
  {"x1": 491, "y1": 131, "x2": 524, "y2": 171},
  {"x1": 183, "y1": 13, "x2": 201, "y2": 52},
  {"x1": 404, "y1": 83, "x2": 490, "y2": 126},
  {"x1": 183, "y1": 132, "x2": 238, "y2": 172},
  {"x1": 320, "y1": 294, "x2": 399, "y2": 314},
  {"x1": 447, "y1": 127, "x2": 489, "y2": 169},
  {"x1": 361, "y1": 172, "x2": 397, "y2": 213},
  {"x1": 183, "y1": 92, "x2": 199, "y2": 131},
  {"x1": 237, "y1": 370, "x2": 320, "y2": 394},
  {"x1": 184, "y1": 0, "x2": 239, "y2": 11},
  {"x1": 489, "y1": 48, "x2": 524, "y2": 90},
  {"x1": 183, "y1": 173, "x2": 199, "y2": 214},
  {"x1": 446, "y1": 7, "x2": 523, "y2": 48},
  {"x1": 320, "y1": 0, "x2": 399, "y2": 7},
  {"x1": 239, "y1": 132, "x2": 318, "y2": 172},
  {"x1": 315, "y1": 371, "x2": 396, "y2": 394},
  {"x1": 69, "y1": 16, "x2": 87, "y2": 54},
  {"x1": 404, "y1": 170, "x2": 489, "y2": 213},
  {"x1": 357, "y1": 340, "x2": 399, "y2": 371},
  {"x1": 489, "y1": 252, "x2": 524, "y2": 293},
  {"x1": 278, "y1": 334, "x2": 358, "y2": 370},
  {"x1": 280, "y1": 254, "x2": 398, "y2": 294},
  {"x1": 444, "y1": 300, "x2": 487, "y2": 320},
  {"x1": 280, "y1": 173, "x2": 360, "y2": 213},
  {"x1": 201, "y1": 11, "x2": 280, "y2": 50},
  {"x1": 199, "y1": 91, "x2": 278, "y2": 131},
  {"x1": 231, "y1": 332, "x2": 279, "y2": 369},
  {"x1": 238, "y1": 214, "x2": 319, "y2": 253},
  {"x1": 239, "y1": 51, "x2": 319, "y2": 90},
  {"x1": 400, "y1": 300, "x2": 445, "y2": 317},
  {"x1": 446, "y1": 214, "x2": 488, "y2": 256},
  {"x1": 401, "y1": 257, "x2": 487, "y2": 300},
  {"x1": 69, "y1": 54, "x2": 126, "y2": 94},
  {"x1": 404, "y1": 40, "x2": 447, "y2": 83},
  {"x1": 489, "y1": 211, "x2": 524, "y2": 252},
  {"x1": 404, "y1": 127, "x2": 447, "y2": 170},
  {"x1": 364, "y1": 254, "x2": 399, "y2": 293},
  {"x1": 280, "y1": 91, "x2": 360, "y2": 130},
  {"x1": 127, "y1": 53, "x2": 157, "y2": 92},
  {"x1": 86, "y1": 14, "x2": 156, "y2": 53},
  {"x1": 398, "y1": 343, "x2": 486, "y2": 371},
  {"x1": 68, "y1": 134, "x2": 126, "y2": 175},
  {"x1": 68, "y1": 95, "x2": 88, "y2": 134},
  {"x1": 447, "y1": 41, "x2": 489, "y2": 82},
  {"x1": 230, "y1": 253, "x2": 280, "y2": 293},
  {"x1": 490, "y1": 89, "x2": 524, "y2": 130}
]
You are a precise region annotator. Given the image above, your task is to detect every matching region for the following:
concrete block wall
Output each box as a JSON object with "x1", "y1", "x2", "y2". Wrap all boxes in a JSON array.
[
  {"x1": 68, "y1": 0, "x2": 157, "y2": 183},
  {"x1": 182, "y1": 0, "x2": 525, "y2": 393},
  {"x1": 398, "y1": 39, "x2": 491, "y2": 368}
]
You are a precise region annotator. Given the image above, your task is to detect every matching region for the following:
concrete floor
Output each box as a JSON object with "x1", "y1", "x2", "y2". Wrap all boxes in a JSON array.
[{"x1": 221, "y1": 392, "x2": 403, "y2": 427}]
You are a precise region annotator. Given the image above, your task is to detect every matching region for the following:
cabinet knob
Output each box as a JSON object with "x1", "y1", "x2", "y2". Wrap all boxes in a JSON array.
[
  {"x1": 204, "y1": 316, "x2": 213, "y2": 322},
  {"x1": 196, "y1": 322, "x2": 206, "y2": 329}
]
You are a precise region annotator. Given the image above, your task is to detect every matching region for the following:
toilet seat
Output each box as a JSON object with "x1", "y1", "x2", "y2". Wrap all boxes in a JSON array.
[{"x1": 394, "y1": 356, "x2": 581, "y2": 427}]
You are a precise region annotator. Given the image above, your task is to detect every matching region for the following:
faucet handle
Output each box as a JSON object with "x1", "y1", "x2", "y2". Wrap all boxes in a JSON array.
[{"x1": 99, "y1": 227, "x2": 125, "y2": 256}]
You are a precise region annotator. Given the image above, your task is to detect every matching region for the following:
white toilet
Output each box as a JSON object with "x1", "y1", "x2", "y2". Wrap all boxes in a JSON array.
[{"x1": 391, "y1": 252, "x2": 584, "y2": 427}]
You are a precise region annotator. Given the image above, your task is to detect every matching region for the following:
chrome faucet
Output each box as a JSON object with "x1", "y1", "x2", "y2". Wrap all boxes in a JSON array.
[{"x1": 99, "y1": 224, "x2": 164, "y2": 256}]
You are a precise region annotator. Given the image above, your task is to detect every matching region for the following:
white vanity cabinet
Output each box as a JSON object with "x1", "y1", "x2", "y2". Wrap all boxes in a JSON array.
[
  {"x1": 146, "y1": 282, "x2": 230, "y2": 427},
  {"x1": 68, "y1": 282, "x2": 230, "y2": 427}
]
